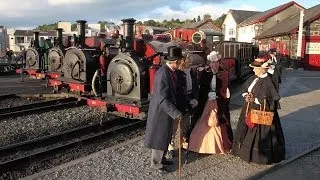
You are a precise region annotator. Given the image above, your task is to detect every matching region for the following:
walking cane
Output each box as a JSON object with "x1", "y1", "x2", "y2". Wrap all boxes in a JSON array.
[{"x1": 178, "y1": 117, "x2": 182, "y2": 179}]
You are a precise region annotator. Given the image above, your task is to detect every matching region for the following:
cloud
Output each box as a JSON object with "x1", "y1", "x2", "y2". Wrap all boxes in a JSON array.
[
  {"x1": 0, "y1": 0, "x2": 230, "y2": 28},
  {"x1": 47, "y1": 0, "x2": 96, "y2": 6}
]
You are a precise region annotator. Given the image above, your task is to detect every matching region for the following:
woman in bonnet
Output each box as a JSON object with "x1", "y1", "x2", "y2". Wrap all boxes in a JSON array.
[{"x1": 187, "y1": 51, "x2": 233, "y2": 154}]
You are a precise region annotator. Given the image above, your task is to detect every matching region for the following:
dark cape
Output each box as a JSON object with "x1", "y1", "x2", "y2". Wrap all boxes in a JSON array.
[
  {"x1": 192, "y1": 68, "x2": 233, "y2": 141},
  {"x1": 231, "y1": 75, "x2": 285, "y2": 165}
]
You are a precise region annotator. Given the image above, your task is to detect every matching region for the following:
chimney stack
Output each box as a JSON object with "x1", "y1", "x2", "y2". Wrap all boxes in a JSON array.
[
  {"x1": 76, "y1": 20, "x2": 87, "y2": 46},
  {"x1": 56, "y1": 28, "x2": 63, "y2": 46},
  {"x1": 121, "y1": 18, "x2": 136, "y2": 51}
]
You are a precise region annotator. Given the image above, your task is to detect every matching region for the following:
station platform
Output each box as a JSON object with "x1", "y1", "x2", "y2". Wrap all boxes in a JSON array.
[{"x1": 23, "y1": 69, "x2": 320, "y2": 180}]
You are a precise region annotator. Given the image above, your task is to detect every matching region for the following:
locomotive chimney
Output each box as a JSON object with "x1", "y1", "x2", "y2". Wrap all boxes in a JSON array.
[
  {"x1": 76, "y1": 20, "x2": 87, "y2": 46},
  {"x1": 33, "y1": 31, "x2": 40, "y2": 48},
  {"x1": 121, "y1": 18, "x2": 136, "y2": 51},
  {"x1": 56, "y1": 28, "x2": 63, "y2": 46}
]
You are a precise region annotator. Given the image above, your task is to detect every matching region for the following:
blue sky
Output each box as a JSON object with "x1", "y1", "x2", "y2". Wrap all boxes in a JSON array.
[{"x1": 0, "y1": 0, "x2": 318, "y2": 29}]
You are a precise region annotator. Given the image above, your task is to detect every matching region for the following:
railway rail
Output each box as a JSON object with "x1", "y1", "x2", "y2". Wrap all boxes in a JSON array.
[
  {"x1": 0, "y1": 94, "x2": 84, "y2": 119},
  {"x1": 0, "y1": 118, "x2": 145, "y2": 174}
]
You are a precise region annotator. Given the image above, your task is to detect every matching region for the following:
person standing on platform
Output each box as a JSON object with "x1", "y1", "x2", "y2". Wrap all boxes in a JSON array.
[
  {"x1": 231, "y1": 57, "x2": 285, "y2": 165},
  {"x1": 144, "y1": 46, "x2": 183, "y2": 172},
  {"x1": 187, "y1": 51, "x2": 233, "y2": 154}
]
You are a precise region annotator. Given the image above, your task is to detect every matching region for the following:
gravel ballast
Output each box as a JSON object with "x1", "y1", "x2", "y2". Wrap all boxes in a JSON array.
[{"x1": 0, "y1": 106, "x2": 108, "y2": 147}]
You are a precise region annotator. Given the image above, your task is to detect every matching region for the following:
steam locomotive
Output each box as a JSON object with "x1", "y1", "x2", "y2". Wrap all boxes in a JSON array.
[
  {"x1": 44, "y1": 18, "x2": 259, "y2": 120},
  {"x1": 16, "y1": 31, "x2": 53, "y2": 79}
]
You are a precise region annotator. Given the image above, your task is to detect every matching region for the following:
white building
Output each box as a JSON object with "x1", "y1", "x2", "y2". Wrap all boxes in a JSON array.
[{"x1": 222, "y1": 9, "x2": 260, "y2": 41}]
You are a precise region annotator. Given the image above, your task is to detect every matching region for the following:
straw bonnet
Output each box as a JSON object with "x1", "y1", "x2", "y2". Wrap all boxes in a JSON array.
[
  {"x1": 207, "y1": 51, "x2": 222, "y2": 62},
  {"x1": 249, "y1": 58, "x2": 270, "y2": 68}
]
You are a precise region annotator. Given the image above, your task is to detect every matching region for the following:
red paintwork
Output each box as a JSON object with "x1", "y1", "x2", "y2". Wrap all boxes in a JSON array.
[
  {"x1": 145, "y1": 43, "x2": 160, "y2": 65},
  {"x1": 68, "y1": 83, "x2": 85, "y2": 92},
  {"x1": 148, "y1": 66, "x2": 159, "y2": 93},
  {"x1": 165, "y1": 28, "x2": 198, "y2": 42},
  {"x1": 303, "y1": 36, "x2": 320, "y2": 70},
  {"x1": 48, "y1": 72, "x2": 60, "y2": 79},
  {"x1": 48, "y1": 79, "x2": 62, "y2": 87},
  {"x1": 87, "y1": 99, "x2": 106, "y2": 107},
  {"x1": 99, "y1": 54, "x2": 107, "y2": 75},
  {"x1": 87, "y1": 99, "x2": 140, "y2": 115}
]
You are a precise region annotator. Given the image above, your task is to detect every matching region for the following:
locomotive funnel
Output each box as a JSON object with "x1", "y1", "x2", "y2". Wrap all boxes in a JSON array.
[
  {"x1": 56, "y1": 28, "x2": 63, "y2": 46},
  {"x1": 33, "y1": 31, "x2": 40, "y2": 48},
  {"x1": 121, "y1": 18, "x2": 136, "y2": 51},
  {"x1": 76, "y1": 20, "x2": 87, "y2": 46}
]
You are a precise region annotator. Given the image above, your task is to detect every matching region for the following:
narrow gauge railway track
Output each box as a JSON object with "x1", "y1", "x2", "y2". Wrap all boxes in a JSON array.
[
  {"x1": 0, "y1": 118, "x2": 145, "y2": 173},
  {"x1": 0, "y1": 96, "x2": 84, "y2": 119}
]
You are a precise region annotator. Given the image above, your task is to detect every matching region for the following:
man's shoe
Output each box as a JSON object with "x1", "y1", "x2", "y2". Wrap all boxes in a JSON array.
[{"x1": 161, "y1": 159, "x2": 174, "y2": 165}]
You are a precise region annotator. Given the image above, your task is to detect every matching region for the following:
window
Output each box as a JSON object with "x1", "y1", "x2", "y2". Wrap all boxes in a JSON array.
[
  {"x1": 27, "y1": 37, "x2": 33, "y2": 43},
  {"x1": 192, "y1": 32, "x2": 202, "y2": 44},
  {"x1": 15, "y1": 37, "x2": 24, "y2": 43},
  {"x1": 229, "y1": 28, "x2": 234, "y2": 35}
]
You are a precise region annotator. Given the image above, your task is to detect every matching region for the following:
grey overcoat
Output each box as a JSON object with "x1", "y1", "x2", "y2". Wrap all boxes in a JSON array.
[{"x1": 144, "y1": 65, "x2": 181, "y2": 151}]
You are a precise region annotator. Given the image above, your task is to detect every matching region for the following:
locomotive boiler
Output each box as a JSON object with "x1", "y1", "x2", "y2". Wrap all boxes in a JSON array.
[
  {"x1": 47, "y1": 28, "x2": 71, "y2": 76},
  {"x1": 57, "y1": 20, "x2": 117, "y2": 93}
]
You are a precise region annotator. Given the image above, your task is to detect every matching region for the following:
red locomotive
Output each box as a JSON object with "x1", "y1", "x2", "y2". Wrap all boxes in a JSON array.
[{"x1": 34, "y1": 19, "x2": 259, "y2": 120}]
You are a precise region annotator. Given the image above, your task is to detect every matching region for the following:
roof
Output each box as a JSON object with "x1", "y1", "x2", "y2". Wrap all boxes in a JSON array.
[
  {"x1": 200, "y1": 29, "x2": 224, "y2": 36},
  {"x1": 256, "y1": 4, "x2": 320, "y2": 39},
  {"x1": 14, "y1": 30, "x2": 57, "y2": 37},
  {"x1": 185, "y1": 19, "x2": 220, "y2": 30},
  {"x1": 229, "y1": 10, "x2": 261, "y2": 24},
  {"x1": 145, "y1": 26, "x2": 169, "y2": 32},
  {"x1": 238, "y1": 1, "x2": 304, "y2": 26}
]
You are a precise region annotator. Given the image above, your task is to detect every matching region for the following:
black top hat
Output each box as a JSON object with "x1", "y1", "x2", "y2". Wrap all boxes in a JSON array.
[{"x1": 166, "y1": 46, "x2": 183, "y2": 61}]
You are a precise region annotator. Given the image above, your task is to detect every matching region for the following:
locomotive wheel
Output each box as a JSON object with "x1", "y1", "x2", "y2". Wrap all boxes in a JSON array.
[
  {"x1": 109, "y1": 62, "x2": 134, "y2": 95},
  {"x1": 49, "y1": 47, "x2": 64, "y2": 71},
  {"x1": 26, "y1": 48, "x2": 39, "y2": 67}
]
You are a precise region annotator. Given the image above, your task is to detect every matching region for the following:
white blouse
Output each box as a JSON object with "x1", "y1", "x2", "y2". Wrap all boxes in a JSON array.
[{"x1": 242, "y1": 73, "x2": 268, "y2": 104}]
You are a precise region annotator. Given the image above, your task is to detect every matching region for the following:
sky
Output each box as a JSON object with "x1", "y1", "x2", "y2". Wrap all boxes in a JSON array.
[{"x1": 0, "y1": 0, "x2": 319, "y2": 29}]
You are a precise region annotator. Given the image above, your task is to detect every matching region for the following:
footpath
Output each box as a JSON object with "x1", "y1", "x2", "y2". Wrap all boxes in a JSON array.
[{"x1": 23, "y1": 69, "x2": 320, "y2": 180}]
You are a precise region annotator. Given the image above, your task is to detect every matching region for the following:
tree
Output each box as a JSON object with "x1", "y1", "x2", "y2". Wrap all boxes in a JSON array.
[
  {"x1": 197, "y1": 15, "x2": 201, "y2": 22},
  {"x1": 203, "y1": 14, "x2": 211, "y2": 20},
  {"x1": 213, "y1": 14, "x2": 227, "y2": 28}
]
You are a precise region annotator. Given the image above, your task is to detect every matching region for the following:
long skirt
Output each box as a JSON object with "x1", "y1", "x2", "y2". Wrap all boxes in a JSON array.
[
  {"x1": 188, "y1": 99, "x2": 233, "y2": 154},
  {"x1": 231, "y1": 106, "x2": 286, "y2": 165}
]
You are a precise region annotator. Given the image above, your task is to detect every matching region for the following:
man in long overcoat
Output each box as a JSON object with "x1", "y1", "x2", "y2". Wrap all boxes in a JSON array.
[{"x1": 144, "y1": 46, "x2": 183, "y2": 171}]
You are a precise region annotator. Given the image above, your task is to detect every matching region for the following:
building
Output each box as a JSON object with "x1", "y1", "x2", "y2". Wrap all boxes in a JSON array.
[
  {"x1": 237, "y1": 1, "x2": 304, "y2": 43},
  {"x1": 135, "y1": 25, "x2": 168, "y2": 35},
  {"x1": 184, "y1": 18, "x2": 221, "y2": 32},
  {"x1": 7, "y1": 29, "x2": 56, "y2": 52},
  {"x1": 0, "y1": 26, "x2": 8, "y2": 56},
  {"x1": 58, "y1": 21, "x2": 72, "y2": 33},
  {"x1": 222, "y1": 10, "x2": 260, "y2": 41},
  {"x1": 256, "y1": 4, "x2": 320, "y2": 70}
]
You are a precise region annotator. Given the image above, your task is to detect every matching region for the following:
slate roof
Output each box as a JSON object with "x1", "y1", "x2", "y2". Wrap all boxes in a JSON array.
[
  {"x1": 256, "y1": 4, "x2": 320, "y2": 39},
  {"x1": 229, "y1": 10, "x2": 261, "y2": 24},
  {"x1": 185, "y1": 19, "x2": 220, "y2": 30},
  {"x1": 238, "y1": 1, "x2": 304, "y2": 26},
  {"x1": 14, "y1": 30, "x2": 57, "y2": 37}
]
